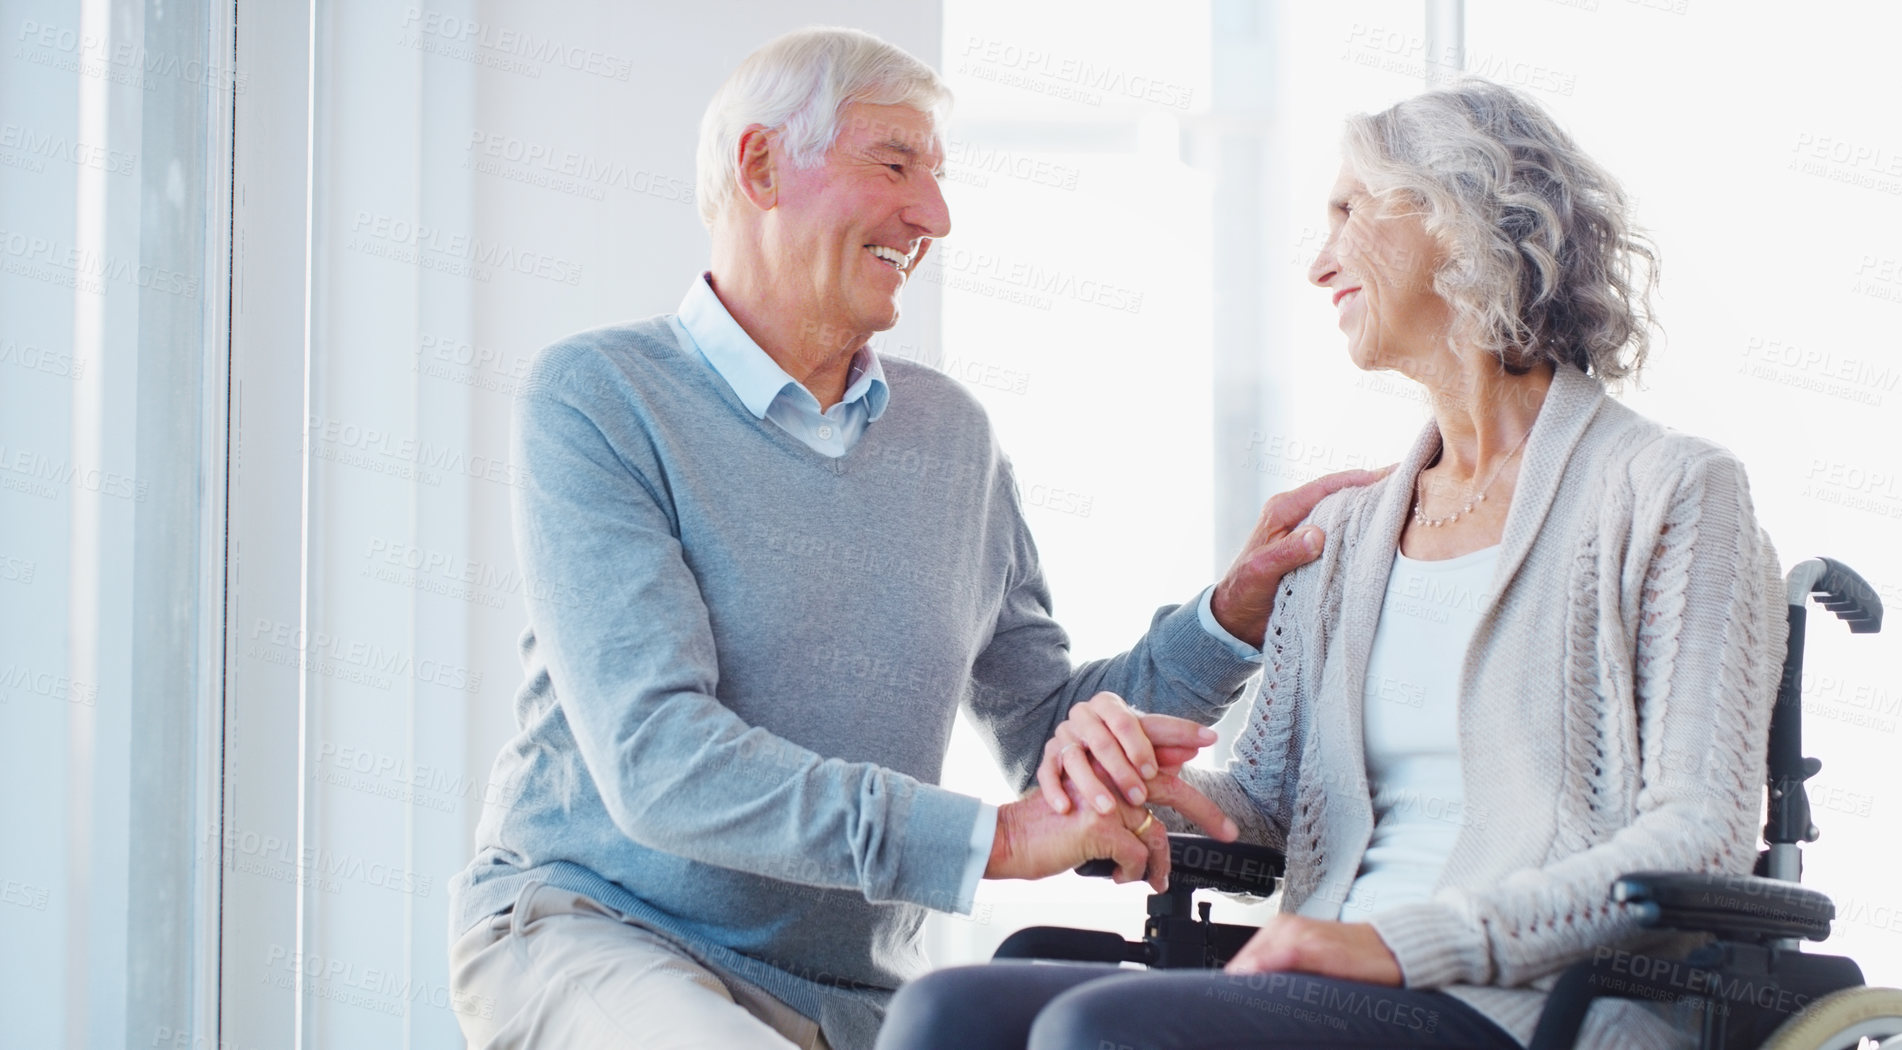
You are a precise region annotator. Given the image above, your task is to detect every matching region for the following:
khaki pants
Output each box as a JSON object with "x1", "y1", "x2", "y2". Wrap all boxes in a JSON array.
[{"x1": 451, "y1": 882, "x2": 833, "y2": 1050}]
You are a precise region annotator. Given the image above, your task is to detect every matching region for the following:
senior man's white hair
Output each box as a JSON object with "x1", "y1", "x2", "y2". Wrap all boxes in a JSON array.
[{"x1": 695, "y1": 26, "x2": 952, "y2": 227}]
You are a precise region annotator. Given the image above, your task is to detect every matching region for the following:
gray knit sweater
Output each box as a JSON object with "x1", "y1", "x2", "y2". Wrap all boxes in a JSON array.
[
  {"x1": 1185, "y1": 365, "x2": 1786, "y2": 1049},
  {"x1": 447, "y1": 315, "x2": 1259, "y2": 1049}
]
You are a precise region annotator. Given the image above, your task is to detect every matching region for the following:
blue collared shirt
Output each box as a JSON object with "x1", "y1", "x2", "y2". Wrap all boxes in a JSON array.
[
  {"x1": 671, "y1": 273, "x2": 1260, "y2": 910},
  {"x1": 674, "y1": 273, "x2": 888, "y2": 458}
]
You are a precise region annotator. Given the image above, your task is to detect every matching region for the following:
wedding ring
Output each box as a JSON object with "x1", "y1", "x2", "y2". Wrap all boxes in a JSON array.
[{"x1": 1133, "y1": 810, "x2": 1156, "y2": 836}]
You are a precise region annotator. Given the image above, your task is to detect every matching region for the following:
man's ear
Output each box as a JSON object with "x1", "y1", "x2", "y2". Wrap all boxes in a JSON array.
[{"x1": 735, "y1": 124, "x2": 778, "y2": 211}]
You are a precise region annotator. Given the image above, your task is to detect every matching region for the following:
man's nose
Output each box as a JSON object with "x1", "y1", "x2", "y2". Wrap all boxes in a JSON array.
[{"x1": 906, "y1": 172, "x2": 952, "y2": 239}]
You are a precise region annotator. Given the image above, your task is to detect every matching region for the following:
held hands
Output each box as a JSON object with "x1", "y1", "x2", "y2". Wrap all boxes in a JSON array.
[
  {"x1": 990, "y1": 693, "x2": 1226, "y2": 892},
  {"x1": 1210, "y1": 466, "x2": 1390, "y2": 644},
  {"x1": 984, "y1": 775, "x2": 1169, "y2": 891},
  {"x1": 1223, "y1": 914, "x2": 1403, "y2": 987},
  {"x1": 1035, "y1": 693, "x2": 1238, "y2": 844},
  {"x1": 1023, "y1": 699, "x2": 1404, "y2": 985}
]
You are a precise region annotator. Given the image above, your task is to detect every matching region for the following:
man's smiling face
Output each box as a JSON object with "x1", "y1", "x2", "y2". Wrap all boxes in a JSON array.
[{"x1": 770, "y1": 102, "x2": 951, "y2": 346}]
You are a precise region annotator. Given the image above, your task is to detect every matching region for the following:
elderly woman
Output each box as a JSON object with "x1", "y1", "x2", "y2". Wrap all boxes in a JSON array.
[{"x1": 876, "y1": 80, "x2": 1785, "y2": 1050}]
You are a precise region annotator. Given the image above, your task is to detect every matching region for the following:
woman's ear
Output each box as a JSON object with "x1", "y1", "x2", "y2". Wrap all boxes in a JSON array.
[{"x1": 734, "y1": 124, "x2": 777, "y2": 211}]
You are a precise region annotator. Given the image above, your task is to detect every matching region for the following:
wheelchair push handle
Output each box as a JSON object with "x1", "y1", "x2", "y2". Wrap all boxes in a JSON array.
[
  {"x1": 1787, "y1": 557, "x2": 1883, "y2": 632},
  {"x1": 1765, "y1": 556, "x2": 1883, "y2": 864}
]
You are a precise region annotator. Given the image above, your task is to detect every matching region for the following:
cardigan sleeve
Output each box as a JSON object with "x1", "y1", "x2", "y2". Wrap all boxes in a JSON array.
[
  {"x1": 1156, "y1": 490, "x2": 1358, "y2": 849},
  {"x1": 1215, "y1": 565, "x2": 1315, "y2": 851},
  {"x1": 1164, "y1": 564, "x2": 1310, "y2": 850},
  {"x1": 1372, "y1": 446, "x2": 1787, "y2": 989}
]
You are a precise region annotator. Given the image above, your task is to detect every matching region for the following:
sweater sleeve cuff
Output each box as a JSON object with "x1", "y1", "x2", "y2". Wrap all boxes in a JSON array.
[
  {"x1": 1369, "y1": 900, "x2": 1492, "y2": 989},
  {"x1": 1140, "y1": 595, "x2": 1262, "y2": 720},
  {"x1": 953, "y1": 803, "x2": 997, "y2": 915},
  {"x1": 891, "y1": 784, "x2": 987, "y2": 915},
  {"x1": 1197, "y1": 586, "x2": 1264, "y2": 662}
]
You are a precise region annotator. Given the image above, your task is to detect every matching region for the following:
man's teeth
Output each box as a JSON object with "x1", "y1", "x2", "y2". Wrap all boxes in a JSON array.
[{"x1": 867, "y1": 245, "x2": 910, "y2": 269}]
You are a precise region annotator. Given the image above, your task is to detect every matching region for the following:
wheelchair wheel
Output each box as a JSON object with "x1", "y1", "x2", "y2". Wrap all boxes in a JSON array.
[{"x1": 1760, "y1": 986, "x2": 1902, "y2": 1050}]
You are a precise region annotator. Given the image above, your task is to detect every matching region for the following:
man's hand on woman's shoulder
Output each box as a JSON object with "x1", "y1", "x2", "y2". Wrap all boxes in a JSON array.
[{"x1": 1210, "y1": 466, "x2": 1392, "y2": 645}]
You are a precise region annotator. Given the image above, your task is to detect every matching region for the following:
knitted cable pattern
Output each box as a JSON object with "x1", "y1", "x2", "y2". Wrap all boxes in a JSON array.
[
  {"x1": 1459, "y1": 463, "x2": 1677, "y2": 980},
  {"x1": 1173, "y1": 568, "x2": 1315, "y2": 849},
  {"x1": 1475, "y1": 447, "x2": 1781, "y2": 992},
  {"x1": 1678, "y1": 458, "x2": 1778, "y2": 878},
  {"x1": 1175, "y1": 491, "x2": 1356, "y2": 888},
  {"x1": 1281, "y1": 699, "x2": 1330, "y2": 908},
  {"x1": 1631, "y1": 481, "x2": 1699, "y2": 819},
  {"x1": 1227, "y1": 576, "x2": 1312, "y2": 850},
  {"x1": 1551, "y1": 432, "x2": 1673, "y2": 862},
  {"x1": 1553, "y1": 524, "x2": 1610, "y2": 860}
]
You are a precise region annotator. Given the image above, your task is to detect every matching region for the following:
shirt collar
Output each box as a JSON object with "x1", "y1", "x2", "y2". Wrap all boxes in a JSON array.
[
  {"x1": 842, "y1": 343, "x2": 890, "y2": 420},
  {"x1": 677, "y1": 273, "x2": 889, "y2": 421}
]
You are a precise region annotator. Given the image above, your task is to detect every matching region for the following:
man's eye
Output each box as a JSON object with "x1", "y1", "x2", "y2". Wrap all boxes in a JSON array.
[{"x1": 887, "y1": 163, "x2": 905, "y2": 174}]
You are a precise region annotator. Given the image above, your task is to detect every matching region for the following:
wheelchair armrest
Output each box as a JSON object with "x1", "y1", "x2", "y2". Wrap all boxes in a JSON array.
[
  {"x1": 1613, "y1": 871, "x2": 1834, "y2": 943},
  {"x1": 1076, "y1": 834, "x2": 1284, "y2": 897},
  {"x1": 992, "y1": 926, "x2": 1144, "y2": 965}
]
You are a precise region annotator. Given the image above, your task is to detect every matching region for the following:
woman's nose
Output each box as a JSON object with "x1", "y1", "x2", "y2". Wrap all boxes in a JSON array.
[{"x1": 1308, "y1": 240, "x2": 1338, "y2": 287}]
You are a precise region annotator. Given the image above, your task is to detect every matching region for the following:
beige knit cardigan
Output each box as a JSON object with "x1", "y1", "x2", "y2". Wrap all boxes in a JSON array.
[{"x1": 1186, "y1": 365, "x2": 1787, "y2": 1048}]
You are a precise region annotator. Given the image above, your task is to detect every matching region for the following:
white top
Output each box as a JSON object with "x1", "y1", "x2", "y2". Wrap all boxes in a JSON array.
[{"x1": 1333, "y1": 544, "x2": 1498, "y2": 922}]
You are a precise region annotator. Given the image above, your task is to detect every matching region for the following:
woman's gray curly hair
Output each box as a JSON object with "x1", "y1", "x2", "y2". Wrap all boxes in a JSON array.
[{"x1": 1343, "y1": 79, "x2": 1658, "y2": 383}]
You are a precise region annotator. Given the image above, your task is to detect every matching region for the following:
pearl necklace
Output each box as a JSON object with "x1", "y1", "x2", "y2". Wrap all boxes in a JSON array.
[{"x1": 1411, "y1": 428, "x2": 1532, "y2": 529}]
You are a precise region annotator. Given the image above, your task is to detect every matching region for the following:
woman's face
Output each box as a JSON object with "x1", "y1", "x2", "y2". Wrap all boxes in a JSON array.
[{"x1": 1307, "y1": 166, "x2": 1454, "y2": 376}]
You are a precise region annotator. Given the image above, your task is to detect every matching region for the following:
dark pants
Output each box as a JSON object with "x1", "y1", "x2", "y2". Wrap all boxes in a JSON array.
[{"x1": 876, "y1": 963, "x2": 1524, "y2": 1050}]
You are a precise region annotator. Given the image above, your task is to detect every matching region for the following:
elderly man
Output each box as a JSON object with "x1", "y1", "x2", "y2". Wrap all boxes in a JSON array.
[{"x1": 447, "y1": 26, "x2": 1367, "y2": 1050}]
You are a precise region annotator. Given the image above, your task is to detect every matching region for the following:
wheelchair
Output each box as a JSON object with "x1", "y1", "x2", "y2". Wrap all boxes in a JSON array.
[{"x1": 993, "y1": 558, "x2": 1898, "y2": 1050}]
